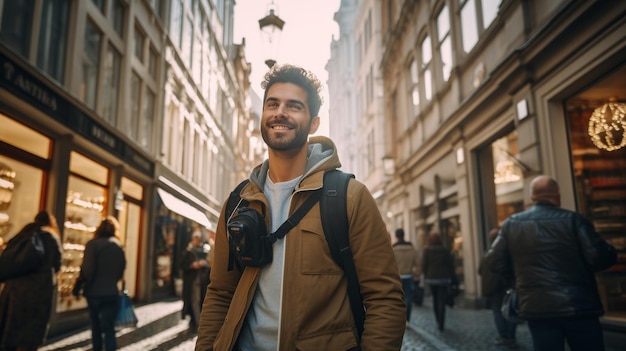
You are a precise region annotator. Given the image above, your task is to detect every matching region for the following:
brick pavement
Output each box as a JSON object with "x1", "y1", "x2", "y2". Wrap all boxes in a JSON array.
[{"x1": 41, "y1": 297, "x2": 622, "y2": 350}]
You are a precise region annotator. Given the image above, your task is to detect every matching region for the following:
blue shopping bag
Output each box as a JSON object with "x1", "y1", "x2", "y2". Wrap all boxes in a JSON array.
[{"x1": 115, "y1": 290, "x2": 138, "y2": 330}]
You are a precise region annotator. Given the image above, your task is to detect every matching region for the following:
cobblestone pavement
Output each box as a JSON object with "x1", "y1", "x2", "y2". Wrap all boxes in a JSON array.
[{"x1": 41, "y1": 297, "x2": 621, "y2": 350}]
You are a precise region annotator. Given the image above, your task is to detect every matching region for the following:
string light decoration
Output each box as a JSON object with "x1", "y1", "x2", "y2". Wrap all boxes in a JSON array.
[{"x1": 588, "y1": 100, "x2": 626, "y2": 151}]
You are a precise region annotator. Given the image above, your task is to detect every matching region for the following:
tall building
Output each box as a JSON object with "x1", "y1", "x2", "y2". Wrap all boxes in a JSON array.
[
  {"x1": 327, "y1": 0, "x2": 390, "y2": 225},
  {"x1": 377, "y1": 0, "x2": 626, "y2": 345},
  {"x1": 0, "y1": 0, "x2": 255, "y2": 337}
]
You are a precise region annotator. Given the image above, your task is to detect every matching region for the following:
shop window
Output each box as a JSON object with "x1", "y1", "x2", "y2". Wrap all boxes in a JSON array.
[
  {"x1": 565, "y1": 63, "x2": 626, "y2": 319},
  {"x1": 476, "y1": 129, "x2": 524, "y2": 250},
  {"x1": 0, "y1": 112, "x2": 51, "y2": 159},
  {"x1": 69, "y1": 151, "x2": 108, "y2": 185},
  {"x1": 0, "y1": 114, "x2": 50, "y2": 243},
  {"x1": 0, "y1": 156, "x2": 44, "y2": 244},
  {"x1": 121, "y1": 176, "x2": 143, "y2": 200},
  {"x1": 118, "y1": 176, "x2": 143, "y2": 298},
  {"x1": 58, "y1": 153, "x2": 108, "y2": 312},
  {"x1": 492, "y1": 131, "x2": 524, "y2": 224}
]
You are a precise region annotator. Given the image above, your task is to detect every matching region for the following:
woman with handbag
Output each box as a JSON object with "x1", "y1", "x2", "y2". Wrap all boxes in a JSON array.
[
  {"x1": 0, "y1": 211, "x2": 62, "y2": 351},
  {"x1": 422, "y1": 231, "x2": 457, "y2": 331},
  {"x1": 77, "y1": 217, "x2": 126, "y2": 351}
]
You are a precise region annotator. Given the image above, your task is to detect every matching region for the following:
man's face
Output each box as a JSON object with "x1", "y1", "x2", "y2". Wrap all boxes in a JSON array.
[{"x1": 261, "y1": 82, "x2": 319, "y2": 152}]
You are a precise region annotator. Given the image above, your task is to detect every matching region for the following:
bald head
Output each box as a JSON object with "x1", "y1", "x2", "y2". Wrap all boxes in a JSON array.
[{"x1": 530, "y1": 175, "x2": 560, "y2": 206}]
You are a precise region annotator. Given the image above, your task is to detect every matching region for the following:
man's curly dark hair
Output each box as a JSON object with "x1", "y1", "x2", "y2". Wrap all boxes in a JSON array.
[{"x1": 261, "y1": 64, "x2": 323, "y2": 118}]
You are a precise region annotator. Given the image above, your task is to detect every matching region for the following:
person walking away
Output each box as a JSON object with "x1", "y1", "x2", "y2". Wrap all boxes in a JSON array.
[
  {"x1": 422, "y1": 231, "x2": 456, "y2": 331},
  {"x1": 181, "y1": 230, "x2": 210, "y2": 332},
  {"x1": 0, "y1": 211, "x2": 62, "y2": 351},
  {"x1": 392, "y1": 228, "x2": 420, "y2": 323},
  {"x1": 485, "y1": 175, "x2": 617, "y2": 351},
  {"x1": 195, "y1": 64, "x2": 405, "y2": 351},
  {"x1": 479, "y1": 227, "x2": 517, "y2": 348},
  {"x1": 79, "y1": 217, "x2": 126, "y2": 351}
]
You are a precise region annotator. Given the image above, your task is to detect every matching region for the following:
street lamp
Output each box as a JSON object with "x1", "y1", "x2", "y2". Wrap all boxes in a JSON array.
[{"x1": 258, "y1": 2, "x2": 285, "y2": 68}]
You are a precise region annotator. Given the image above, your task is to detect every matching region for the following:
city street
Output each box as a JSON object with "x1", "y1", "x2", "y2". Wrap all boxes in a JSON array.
[
  {"x1": 41, "y1": 296, "x2": 625, "y2": 351},
  {"x1": 41, "y1": 297, "x2": 538, "y2": 351}
]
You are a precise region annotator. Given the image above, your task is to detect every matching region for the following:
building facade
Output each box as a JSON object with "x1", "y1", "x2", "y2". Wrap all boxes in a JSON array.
[
  {"x1": 377, "y1": 0, "x2": 626, "y2": 345},
  {"x1": 0, "y1": 0, "x2": 255, "y2": 337}
]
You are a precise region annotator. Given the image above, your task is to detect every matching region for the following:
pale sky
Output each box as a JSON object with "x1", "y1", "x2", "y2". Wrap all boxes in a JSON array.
[{"x1": 233, "y1": 0, "x2": 341, "y2": 136}]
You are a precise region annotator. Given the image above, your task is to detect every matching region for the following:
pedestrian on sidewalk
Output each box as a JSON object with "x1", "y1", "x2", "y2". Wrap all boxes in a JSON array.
[
  {"x1": 194, "y1": 64, "x2": 405, "y2": 351},
  {"x1": 392, "y1": 228, "x2": 421, "y2": 322},
  {"x1": 180, "y1": 229, "x2": 210, "y2": 332},
  {"x1": 485, "y1": 175, "x2": 617, "y2": 351},
  {"x1": 0, "y1": 211, "x2": 62, "y2": 351},
  {"x1": 479, "y1": 227, "x2": 518, "y2": 348},
  {"x1": 78, "y1": 217, "x2": 126, "y2": 351},
  {"x1": 422, "y1": 231, "x2": 457, "y2": 331}
]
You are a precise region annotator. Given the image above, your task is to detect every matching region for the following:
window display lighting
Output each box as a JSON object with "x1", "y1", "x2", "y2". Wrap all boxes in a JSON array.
[{"x1": 588, "y1": 100, "x2": 626, "y2": 152}]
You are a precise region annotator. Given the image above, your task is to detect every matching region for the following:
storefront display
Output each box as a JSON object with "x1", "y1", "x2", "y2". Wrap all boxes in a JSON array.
[
  {"x1": 566, "y1": 64, "x2": 626, "y2": 319},
  {"x1": 0, "y1": 114, "x2": 50, "y2": 244},
  {"x1": 56, "y1": 154, "x2": 108, "y2": 312}
]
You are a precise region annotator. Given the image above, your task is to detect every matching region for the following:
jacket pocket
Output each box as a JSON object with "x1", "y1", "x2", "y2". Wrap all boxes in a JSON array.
[
  {"x1": 295, "y1": 329, "x2": 357, "y2": 351},
  {"x1": 300, "y1": 217, "x2": 342, "y2": 275}
]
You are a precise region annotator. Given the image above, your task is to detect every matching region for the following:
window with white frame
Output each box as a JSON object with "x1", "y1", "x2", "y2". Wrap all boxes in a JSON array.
[
  {"x1": 421, "y1": 35, "x2": 433, "y2": 101},
  {"x1": 460, "y1": 0, "x2": 502, "y2": 53},
  {"x1": 364, "y1": 9, "x2": 372, "y2": 51},
  {"x1": 367, "y1": 131, "x2": 375, "y2": 173},
  {"x1": 101, "y1": 44, "x2": 121, "y2": 125},
  {"x1": 139, "y1": 88, "x2": 155, "y2": 149},
  {"x1": 164, "y1": 103, "x2": 178, "y2": 167},
  {"x1": 129, "y1": 18, "x2": 159, "y2": 152},
  {"x1": 37, "y1": 0, "x2": 70, "y2": 83},
  {"x1": 366, "y1": 66, "x2": 374, "y2": 105},
  {"x1": 134, "y1": 25, "x2": 146, "y2": 62},
  {"x1": 92, "y1": 0, "x2": 105, "y2": 13},
  {"x1": 437, "y1": 5, "x2": 453, "y2": 82},
  {"x1": 170, "y1": 0, "x2": 183, "y2": 48},
  {"x1": 128, "y1": 72, "x2": 141, "y2": 138},
  {"x1": 202, "y1": 23, "x2": 211, "y2": 98},
  {"x1": 182, "y1": 14, "x2": 193, "y2": 68},
  {"x1": 1, "y1": 0, "x2": 71, "y2": 84},
  {"x1": 81, "y1": 19, "x2": 102, "y2": 110},
  {"x1": 110, "y1": 0, "x2": 125, "y2": 37},
  {"x1": 0, "y1": 0, "x2": 34, "y2": 58},
  {"x1": 182, "y1": 119, "x2": 189, "y2": 174},
  {"x1": 409, "y1": 57, "x2": 419, "y2": 114}
]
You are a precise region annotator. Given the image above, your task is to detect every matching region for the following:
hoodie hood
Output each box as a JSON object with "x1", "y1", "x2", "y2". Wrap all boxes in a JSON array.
[{"x1": 249, "y1": 136, "x2": 341, "y2": 189}]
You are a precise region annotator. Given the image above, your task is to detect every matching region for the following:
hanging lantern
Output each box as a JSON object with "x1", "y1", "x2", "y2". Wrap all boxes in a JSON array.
[
  {"x1": 258, "y1": 2, "x2": 285, "y2": 69},
  {"x1": 588, "y1": 100, "x2": 626, "y2": 152}
]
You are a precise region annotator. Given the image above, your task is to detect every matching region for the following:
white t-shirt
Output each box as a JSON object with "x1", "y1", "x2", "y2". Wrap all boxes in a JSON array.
[{"x1": 238, "y1": 173, "x2": 301, "y2": 351}]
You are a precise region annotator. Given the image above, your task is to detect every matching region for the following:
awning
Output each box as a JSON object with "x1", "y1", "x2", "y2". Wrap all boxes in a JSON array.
[{"x1": 157, "y1": 188, "x2": 213, "y2": 229}]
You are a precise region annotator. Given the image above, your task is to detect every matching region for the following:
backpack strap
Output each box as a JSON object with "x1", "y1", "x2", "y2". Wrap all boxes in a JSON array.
[
  {"x1": 321, "y1": 170, "x2": 364, "y2": 342},
  {"x1": 225, "y1": 179, "x2": 250, "y2": 271},
  {"x1": 268, "y1": 189, "x2": 323, "y2": 242}
]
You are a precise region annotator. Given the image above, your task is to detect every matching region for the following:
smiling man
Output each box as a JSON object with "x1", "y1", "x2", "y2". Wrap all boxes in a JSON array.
[{"x1": 195, "y1": 64, "x2": 405, "y2": 351}]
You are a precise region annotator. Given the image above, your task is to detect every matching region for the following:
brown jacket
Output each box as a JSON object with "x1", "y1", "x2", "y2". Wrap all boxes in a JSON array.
[{"x1": 195, "y1": 136, "x2": 405, "y2": 351}]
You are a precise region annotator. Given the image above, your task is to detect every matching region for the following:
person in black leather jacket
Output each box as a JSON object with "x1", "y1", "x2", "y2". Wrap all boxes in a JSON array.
[{"x1": 485, "y1": 175, "x2": 617, "y2": 351}]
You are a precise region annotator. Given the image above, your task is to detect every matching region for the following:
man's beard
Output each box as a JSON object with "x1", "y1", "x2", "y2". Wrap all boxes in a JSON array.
[{"x1": 261, "y1": 119, "x2": 311, "y2": 152}]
